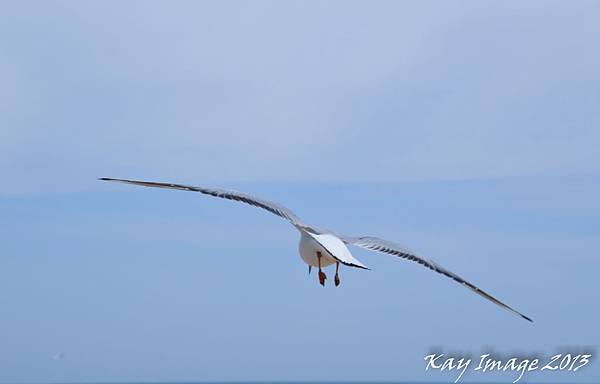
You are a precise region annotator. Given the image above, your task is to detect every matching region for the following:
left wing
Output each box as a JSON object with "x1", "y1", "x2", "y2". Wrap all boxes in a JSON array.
[
  {"x1": 340, "y1": 235, "x2": 532, "y2": 322},
  {"x1": 99, "y1": 178, "x2": 312, "y2": 231}
]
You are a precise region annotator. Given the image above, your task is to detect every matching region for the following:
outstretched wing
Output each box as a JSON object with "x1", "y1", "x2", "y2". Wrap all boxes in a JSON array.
[
  {"x1": 99, "y1": 178, "x2": 311, "y2": 230},
  {"x1": 340, "y1": 235, "x2": 532, "y2": 322}
]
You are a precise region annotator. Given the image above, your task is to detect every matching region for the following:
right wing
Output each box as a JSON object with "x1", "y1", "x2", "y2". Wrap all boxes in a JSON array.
[
  {"x1": 340, "y1": 235, "x2": 532, "y2": 322},
  {"x1": 306, "y1": 232, "x2": 369, "y2": 270}
]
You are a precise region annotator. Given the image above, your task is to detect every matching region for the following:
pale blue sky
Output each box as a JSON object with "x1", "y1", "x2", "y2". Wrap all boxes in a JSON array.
[{"x1": 1, "y1": 1, "x2": 599, "y2": 383}]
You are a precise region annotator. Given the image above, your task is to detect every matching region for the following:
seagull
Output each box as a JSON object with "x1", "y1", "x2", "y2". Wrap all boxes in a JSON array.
[{"x1": 99, "y1": 177, "x2": 532, "y2": 322}]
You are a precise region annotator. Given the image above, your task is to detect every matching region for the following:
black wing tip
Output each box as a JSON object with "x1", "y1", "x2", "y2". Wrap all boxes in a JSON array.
[
  {"x1": 522, "y1": 314, "x2": 534, "y2": 323},
  {"x1": 338, "y1": 260, "x2": 370, "y2": 270},
  {"x1": 99, "y1": 177, "x2": 130, "y2": 182}
]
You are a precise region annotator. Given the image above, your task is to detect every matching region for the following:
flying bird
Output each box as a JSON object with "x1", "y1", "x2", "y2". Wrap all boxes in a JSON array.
[{"x1": 99, "y1": 177, "x2": 532, "y2": 322}]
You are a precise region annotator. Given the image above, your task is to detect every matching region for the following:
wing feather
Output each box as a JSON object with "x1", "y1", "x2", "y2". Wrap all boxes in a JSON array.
[
  {"x1": 341, "y1": 235, "x2": 532, "y2": 322},
  {"x1": 99, "y1": 178, "x2": 311, "y2": 230},
  {"x1": 307, "y1": 232, "x2": 369, "y2": 269}
]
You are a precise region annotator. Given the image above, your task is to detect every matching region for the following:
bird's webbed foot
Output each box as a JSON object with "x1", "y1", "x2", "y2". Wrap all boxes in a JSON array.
[{"x1": 318, "y1": 270, "x2": 327, "y2": 286}]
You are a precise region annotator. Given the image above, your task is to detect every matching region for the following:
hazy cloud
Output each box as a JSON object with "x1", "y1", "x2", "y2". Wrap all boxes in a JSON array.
[{"x1": 1, "y1": 1, "x2": 599, "y2": 194}]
